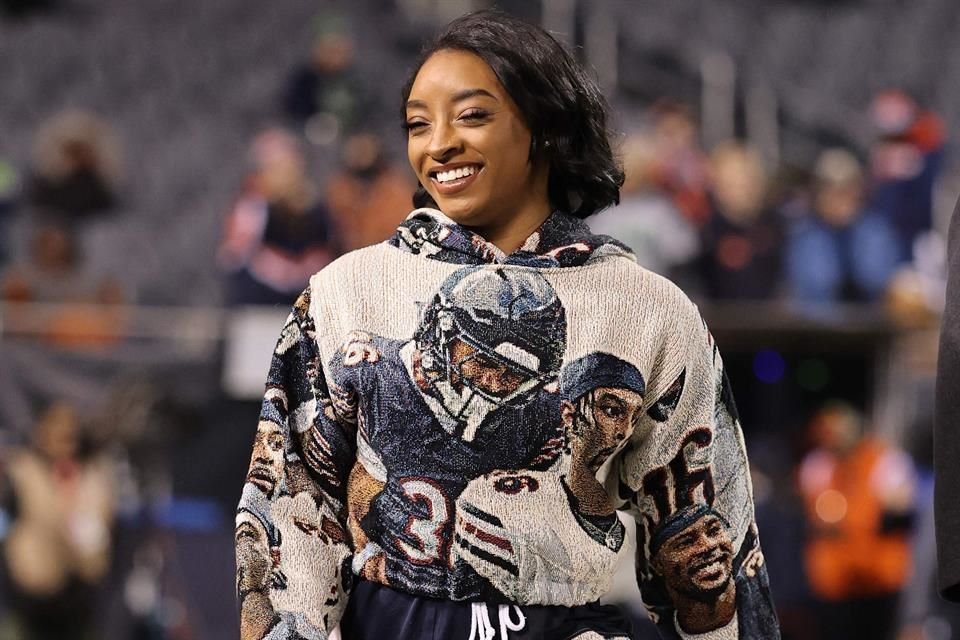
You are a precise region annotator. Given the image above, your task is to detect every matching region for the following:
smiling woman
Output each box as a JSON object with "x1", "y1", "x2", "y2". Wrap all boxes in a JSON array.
[
  {"x1": 235, "y1": 9, "x2": 779, "y2": 640},
  {"x1": 401, "y1": 11, "x2": 623, "y2": 253}
]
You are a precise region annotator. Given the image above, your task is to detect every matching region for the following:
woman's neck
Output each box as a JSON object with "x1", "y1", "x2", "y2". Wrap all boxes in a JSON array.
[{"x1": 468, "y1": 208, "x2": 552, "y2": 255}]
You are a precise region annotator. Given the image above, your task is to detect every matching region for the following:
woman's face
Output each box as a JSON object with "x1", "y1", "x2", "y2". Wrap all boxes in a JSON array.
[{"x1": 405, "y1": 49, "x2": 550, "y2": 229}]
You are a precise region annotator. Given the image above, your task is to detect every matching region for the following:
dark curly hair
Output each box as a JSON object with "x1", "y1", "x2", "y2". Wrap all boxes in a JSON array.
[{"x1": 401, "y1": 10, "x2": 624, "y2": 219}]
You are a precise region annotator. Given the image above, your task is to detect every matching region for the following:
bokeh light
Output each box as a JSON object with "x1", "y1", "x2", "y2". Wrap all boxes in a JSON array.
[
  {"x1": 797, "y1": 357, "x2": 830, "y2": 392},
  {"x1": 815, "y1": 489, "x2": 849, "y2": 524},
  {"x1": 753, "y1": 348, "x2": 786, "y2": 384}
]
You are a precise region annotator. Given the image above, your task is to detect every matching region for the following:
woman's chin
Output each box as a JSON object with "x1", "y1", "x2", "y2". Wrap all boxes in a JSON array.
[{"x1": 436, "y1": 202, "x2": 486, "y2": 226}]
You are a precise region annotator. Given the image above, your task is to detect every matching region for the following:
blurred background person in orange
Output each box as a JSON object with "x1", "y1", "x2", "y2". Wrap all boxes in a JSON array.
[
  {"x1": 798, "y1": 402, "x2": 917, "y2": 640},
  {"x1": 324, "y1": 130, "x2": 412, "y2": 252}
]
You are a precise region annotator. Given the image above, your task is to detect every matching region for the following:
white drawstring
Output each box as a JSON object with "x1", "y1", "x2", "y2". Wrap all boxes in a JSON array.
[
  {"x1": 469, "y1": 603, "x2": 527, "y2": 640},
  {"x1": 469, "y1": 603, "x2": 495, "y2": 640},
  {"x1": 498, "y1": 604, "x2": 526, "y2": 639}
]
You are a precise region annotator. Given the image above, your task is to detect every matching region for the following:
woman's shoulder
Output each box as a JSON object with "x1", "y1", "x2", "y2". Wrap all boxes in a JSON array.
[
  {"x1": 595, "y1": 255, "x2": 696, "y2": 310},
  {"x1": 308, "y1": 242, "x2": 397, "y2": 285}
]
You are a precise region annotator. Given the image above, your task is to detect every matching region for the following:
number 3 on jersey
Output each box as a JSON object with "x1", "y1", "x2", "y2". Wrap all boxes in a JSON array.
[{"x1": 396, "y1": 478, "x2": 452, "y2": 565}]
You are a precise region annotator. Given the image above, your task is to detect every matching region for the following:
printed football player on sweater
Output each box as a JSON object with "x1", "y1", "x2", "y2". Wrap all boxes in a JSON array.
[
  {"x1": 330, "y1": 265, "x2": 568, "y2": 598},
  {"x1": 626, "y1": 345, "x2": 769, "y2": 639},
  {"x1": 455, "y1": 353, "x2": 646, "y2": 603},
  {"x1": 237, "y1": 291, "x2": 354, "y2": 639}
]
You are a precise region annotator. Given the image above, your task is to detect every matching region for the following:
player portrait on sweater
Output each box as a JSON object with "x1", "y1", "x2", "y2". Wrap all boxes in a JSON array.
[
  {"x1": 237, "y1": 483, "x2": 349, "y2": 639},
  {"x1": 245, "y1": 420, "x2": 285, "y2": 498},
  {"x1": 329, "y1": 264, "x2": 568, "y2": 598},
  {"x1": 236, "y1": 487, "x2": 283, "y2": 639},
  {"x1": 236, "y1": 290, "x2": 354, "y2": 640},
  {"x1": 559, "y1": 352, "x2": 647, "y2": 548},
  {"x1": 649, "y1": 504, "x2": 737, "y2": 636},
  {"x1": 453, "y1": 352, "x2": 647, "y2": 605},
  {"x1": 628, "y1": 348, "x2": 774, "y2": 639}
]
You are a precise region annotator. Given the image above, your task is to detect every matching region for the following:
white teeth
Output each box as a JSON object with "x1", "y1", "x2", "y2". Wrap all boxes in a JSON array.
[{"x1": 435, "y1": 165, "x2": 478, "y2": 183}]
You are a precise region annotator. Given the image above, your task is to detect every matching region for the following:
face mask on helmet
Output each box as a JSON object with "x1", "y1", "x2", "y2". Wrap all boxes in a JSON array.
[
  {"x1": 415, "y1": 266, "x2": 568, "y2": 429},
  {"x1": 444, "y1": 319, "x2": 546, "y2": 403}
]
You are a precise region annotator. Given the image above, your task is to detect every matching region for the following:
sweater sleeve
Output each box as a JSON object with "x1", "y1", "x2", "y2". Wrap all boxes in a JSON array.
[
  {"x1": 236, "y1": 287, "x2": 356, "y2": 640},
  {"x1": 615, "y1": 298, "x2": 779, "y2": 640}
]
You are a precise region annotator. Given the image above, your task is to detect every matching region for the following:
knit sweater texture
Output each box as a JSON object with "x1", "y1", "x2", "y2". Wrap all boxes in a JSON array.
[{"x1": 235, "y1": 209, "x2": 780, "y2": 639}]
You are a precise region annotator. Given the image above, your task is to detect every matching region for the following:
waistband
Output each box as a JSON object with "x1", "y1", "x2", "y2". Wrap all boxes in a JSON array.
[{"x1": 340, "y1": 579, "x2": 634, "y2": 640}]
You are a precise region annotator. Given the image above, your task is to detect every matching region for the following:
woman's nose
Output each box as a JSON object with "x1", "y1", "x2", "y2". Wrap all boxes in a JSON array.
[{"x1": 426, "y1": 122, "x2": 462, "y2": 161}]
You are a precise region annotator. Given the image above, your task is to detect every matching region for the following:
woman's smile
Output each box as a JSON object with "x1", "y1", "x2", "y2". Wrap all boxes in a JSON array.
[{"x1": 429, "y1": 162, "x2": 483, "y2": 195}]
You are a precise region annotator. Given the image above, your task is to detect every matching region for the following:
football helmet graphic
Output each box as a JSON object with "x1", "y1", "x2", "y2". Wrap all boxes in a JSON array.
[{"x1": 414, "y1": 267, "x2": 567, "y2": 439}]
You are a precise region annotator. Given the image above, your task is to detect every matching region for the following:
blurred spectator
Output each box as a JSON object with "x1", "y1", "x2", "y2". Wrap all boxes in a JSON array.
[
  {"x1": 936, "y1": 197, "x2": 960, "y2": 607},
  {"x1": 698, "y1": 141, "x2": 782, "y2": 300},
  {"x1": 0, "y1": 402, "x2": 116, "y2": 640},
  {"x1": 750, "y1": 440, "x2": 816, "y2": 640},
  {"x1": 587, "y1": 132, "x2": 699, "y2": 277},
  {"x1": 786, "y1": 149, "x2": 902, "y2": 305},
  {"x1": 217, "y1": 127, "x2": 337, "y2": 306},
  {"x1": 1, "y1": 223, "x2": 127, "y2": 347},
  {"x1": 868, "y1": 89, "x2": 946, "y2": 263},
  {"x1": 0, "y1": 158, "x2": 19, "y2": 267},
  {"x1": 647, "y1": 100, "x2": 710, "y2": 227},
  {"x1": 282, "y1": 14, "x2": 372, "y2": 145},
  {"x1": 27, "y1": 110, "x2": 121, "y2": 223},
  {"x1": 899, "y1": 480, "x2": 960, "y2": 640},
  {"x1": 797, "y1": 402, "x2": 916, "y2": 640},
  {"x1": 325, "y1": 131, "x2": 412, "y2": 251}
]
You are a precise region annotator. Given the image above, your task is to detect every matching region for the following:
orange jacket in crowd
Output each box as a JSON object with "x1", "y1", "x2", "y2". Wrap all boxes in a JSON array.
[
  {"x1": 325, "y1": 168, "x2": 412, "y2": 252},
  {"x1": 798, "y1": 436, "x2": 916, "y2": 600}
]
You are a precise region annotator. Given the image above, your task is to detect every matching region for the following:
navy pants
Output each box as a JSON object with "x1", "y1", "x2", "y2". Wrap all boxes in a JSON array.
[{"x1": 340, "y1": 580, "x2": 635, "y2": 640}]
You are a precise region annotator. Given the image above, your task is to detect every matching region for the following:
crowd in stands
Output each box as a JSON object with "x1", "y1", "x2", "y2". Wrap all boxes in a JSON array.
[
  {"x1": 1, "y1": 92, "x2": 944, "y2": 320},
  {"x1": 0, "y1": 5, "x2": 954, "y2": 640},
  {"x1": 0, "y1": 28, "x2": 947, "y2": 321},
  {"x1": 588, "y1": 92, "x2": 948, "y2": 321},
  {"x1": 207, "y1": 84, "x2": 949, "y2": 319}
]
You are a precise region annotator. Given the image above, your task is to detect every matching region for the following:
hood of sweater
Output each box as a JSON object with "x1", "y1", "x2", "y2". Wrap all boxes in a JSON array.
[{"x1": 387, "y1": 208, "x2": 636, "y2": 268}]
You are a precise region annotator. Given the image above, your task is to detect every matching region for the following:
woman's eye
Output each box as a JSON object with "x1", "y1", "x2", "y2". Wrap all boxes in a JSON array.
[
  {"x1": 459, "y1": 109, "x2": 490, "y2": 122},
  {"x1": 404, "y1": 121, "x2": 428, "y2": 134}
]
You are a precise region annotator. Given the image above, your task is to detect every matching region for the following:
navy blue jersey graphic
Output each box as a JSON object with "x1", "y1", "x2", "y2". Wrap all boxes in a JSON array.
[{"x1": 335, "y1": 267, "x2": 568, "y2": 598}]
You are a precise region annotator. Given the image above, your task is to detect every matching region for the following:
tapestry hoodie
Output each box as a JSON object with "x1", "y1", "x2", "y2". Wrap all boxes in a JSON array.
[{"x1": 236, "y1": 208, "x2": 780, "y2": 640}]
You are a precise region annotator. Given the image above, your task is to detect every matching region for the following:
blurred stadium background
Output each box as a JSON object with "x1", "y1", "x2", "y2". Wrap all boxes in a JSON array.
[{"x1": 0, "y1": 0, "x2": 957, "y2": 638}]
